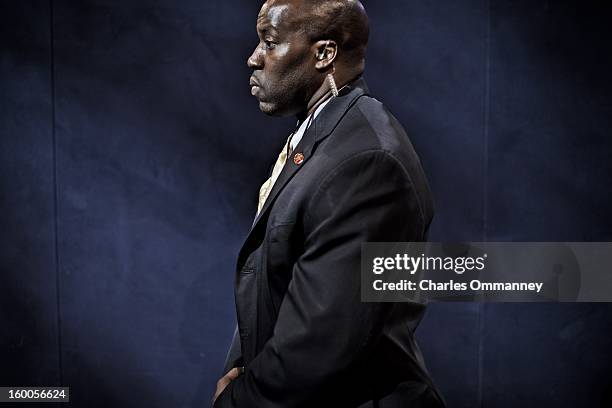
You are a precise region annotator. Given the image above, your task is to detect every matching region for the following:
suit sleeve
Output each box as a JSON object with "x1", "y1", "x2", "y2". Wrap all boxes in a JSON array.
[
  {"x1": 214, "y1": 151, "x2": 429, "y2": 407},
  {"x1": 222, "y1": 325, "x2": 243, "y2": 374}
]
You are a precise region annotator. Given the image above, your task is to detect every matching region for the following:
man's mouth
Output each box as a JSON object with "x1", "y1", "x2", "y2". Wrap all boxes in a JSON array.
[{"x1": 250, "y1": 76, "x2": 261, "y2": 96}]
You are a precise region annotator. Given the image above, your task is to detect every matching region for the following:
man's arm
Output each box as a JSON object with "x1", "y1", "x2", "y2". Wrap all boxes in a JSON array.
[
  {"x1": 214, "y1": 151, "x2": 429, "y2": 407},
  {"x1": 222, "y1": 325, "x2": 243, "y2": 374}
]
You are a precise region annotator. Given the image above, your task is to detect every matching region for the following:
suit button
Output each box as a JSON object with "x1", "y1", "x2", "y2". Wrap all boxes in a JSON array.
[{"x1": 240, "y1": 266, "x2": 254, "y2": 275}]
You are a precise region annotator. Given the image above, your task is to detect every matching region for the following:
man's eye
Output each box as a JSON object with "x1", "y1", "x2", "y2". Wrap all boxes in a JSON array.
[{"x1": 264, "y1": 40, "x2": 276, "y2": 50}]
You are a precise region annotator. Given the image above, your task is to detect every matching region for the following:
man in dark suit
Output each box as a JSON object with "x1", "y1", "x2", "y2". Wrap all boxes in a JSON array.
[{"x1": 213, "y1": 0, "x2": 444, "y2": 406}]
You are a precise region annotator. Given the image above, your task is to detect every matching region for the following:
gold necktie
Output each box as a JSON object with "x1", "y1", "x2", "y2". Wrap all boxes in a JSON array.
[{"x1": 257, "y1": 136, "x2": 293, "y2": 216}]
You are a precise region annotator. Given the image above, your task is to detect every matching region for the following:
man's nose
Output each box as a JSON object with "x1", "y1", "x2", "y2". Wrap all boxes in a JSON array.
[{"x1": 247, "y1": 46, "x2": 263, "y2": 69}]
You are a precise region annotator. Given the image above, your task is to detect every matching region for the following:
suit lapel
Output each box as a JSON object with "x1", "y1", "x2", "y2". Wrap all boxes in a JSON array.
[{"x1": 236, "y1": 78, "x2": 369, "y2": 271}]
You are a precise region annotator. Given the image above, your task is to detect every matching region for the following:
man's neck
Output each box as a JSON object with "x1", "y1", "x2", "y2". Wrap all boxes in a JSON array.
[
  {"x1": 296, "y1": 70, "x2": 361, "y2": 121},
  {"x1": 298, "y1": 90, "x2": 333, "y2": 122}
]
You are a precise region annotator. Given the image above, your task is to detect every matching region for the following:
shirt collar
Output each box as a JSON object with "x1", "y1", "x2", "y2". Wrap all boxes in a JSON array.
[{"x1": 290, "y1": 98, "x2": 333, "y2": 152}]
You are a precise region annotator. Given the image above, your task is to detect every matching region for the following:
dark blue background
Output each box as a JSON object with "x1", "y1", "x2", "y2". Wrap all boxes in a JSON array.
[{"x1": 1, "y1": 1, "x2": 611, "y2": 407}]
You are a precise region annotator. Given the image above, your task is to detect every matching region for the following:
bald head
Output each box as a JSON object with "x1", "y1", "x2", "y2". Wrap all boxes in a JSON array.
[
  {"x1": 266, "y1": 0, "x2": 369, "y2": 70},
  {"x1": 298, "y1": 0, "x2": 369, "y2": 67}
]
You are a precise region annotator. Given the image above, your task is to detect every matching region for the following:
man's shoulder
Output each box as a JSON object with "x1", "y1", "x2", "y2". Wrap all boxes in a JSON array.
[
  {"x1": 321, "y1": 94, "x2": 420, "y2": 164},
  {"x1": 312, "y1": 94, "x2": 433, "y2": 218}
]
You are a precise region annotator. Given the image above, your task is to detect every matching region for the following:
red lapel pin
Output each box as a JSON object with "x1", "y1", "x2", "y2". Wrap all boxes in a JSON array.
[{"x1": 293, "y1": 153, "x2": 305, "y2": 165}]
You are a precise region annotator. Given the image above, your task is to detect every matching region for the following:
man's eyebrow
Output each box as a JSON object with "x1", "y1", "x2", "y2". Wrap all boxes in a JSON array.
[{"x1": 256, "y1": 24, "x2": 278, "y2": 37}]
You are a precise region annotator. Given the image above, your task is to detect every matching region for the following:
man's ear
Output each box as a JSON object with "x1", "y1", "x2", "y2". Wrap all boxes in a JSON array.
[{"x1": 314, "y1": 40, "x2": 338, "y2": 70}]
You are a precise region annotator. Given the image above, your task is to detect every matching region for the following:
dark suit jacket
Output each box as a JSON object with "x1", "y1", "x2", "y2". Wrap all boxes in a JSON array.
[{"x1": 215, "y1": 78, "x2": 444, "y2": 408}]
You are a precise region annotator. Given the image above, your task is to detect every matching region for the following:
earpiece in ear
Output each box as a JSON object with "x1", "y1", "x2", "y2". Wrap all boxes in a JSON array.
[{"x1": 317, "y1": 40, "x2": 331, "y2": 61}]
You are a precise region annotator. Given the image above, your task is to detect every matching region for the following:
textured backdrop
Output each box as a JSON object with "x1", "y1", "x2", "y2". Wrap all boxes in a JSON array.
[{"x1": 1, "y1": 0, "x2": 611, "y2": 407}]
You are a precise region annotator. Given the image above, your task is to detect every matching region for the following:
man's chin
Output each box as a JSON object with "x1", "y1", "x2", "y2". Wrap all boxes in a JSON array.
[
  {"x1": 257, "y1": 100, "x2": 298, "y2": 117},
  {"x1": 258, "y1": 101, "x2": 282, "y2": 116}
]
